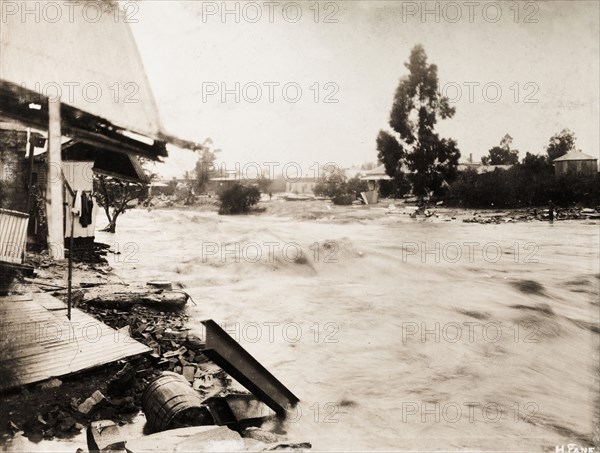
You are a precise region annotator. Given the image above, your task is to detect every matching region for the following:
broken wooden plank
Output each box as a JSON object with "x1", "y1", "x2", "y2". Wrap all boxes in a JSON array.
[
  {"x1": 200, "y1": 319, "x2": 299, "y2": 416},
  {"x1": 125, "y1": 426, "x2": 244, "y2": 453},
  {"x1": 85, "y1": 289, "x2": 188, "y2": 309}
]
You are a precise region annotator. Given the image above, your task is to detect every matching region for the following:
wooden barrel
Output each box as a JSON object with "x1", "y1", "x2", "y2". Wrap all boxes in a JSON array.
[{"x1": 141, "y1": 372, "x2": 214, "y2": 432}]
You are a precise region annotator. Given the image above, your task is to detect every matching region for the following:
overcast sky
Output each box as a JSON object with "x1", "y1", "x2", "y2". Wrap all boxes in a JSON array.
[{"x1": 128, "y1": 1, "x2": 600, "y2": 178}]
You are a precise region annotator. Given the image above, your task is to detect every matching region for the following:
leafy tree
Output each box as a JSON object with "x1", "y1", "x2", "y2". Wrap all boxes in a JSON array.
[
  {"x1": 499, "y1": 133, "x2": 513, "y2": 150},
  {"x1": 377, "y1": 44, "x2": 460, "y2": 202},
  {"x1": 314, "y1": 171, "x2": 346, "y2": 199},
  {"x1": 95, "y1": 176, "x2": 147, "y2": 233},
  {"x1": 194, "y1": 144, "x2": 221, "y2": 193},
  {"x1": 376, "y1": 130, "x2": 404, "y2": 179},
  {"x1": 447, "y1": 167, "x2": 600, "y2": 208},
  {"x1": 481, "y1": 134, "x2": 519, "y2": 165},
  {"x1": 346, "y1": 176, "x2": 369, "y2": 197},
  {"x1": 255, "y1": 175, "x2": 273, "y2": 193},
  {"x1": 521, "y1": 152, "x2": 551, "y2": 174},
  {"x1": 546, "y1": 128, "x2": 576, "y2": 162},
  {"x1": 379, "y1": 174, "x2": 411, "y2": 198},
  {"x1": 314, "y1": 172, "x2": 367, "y2": 205}
]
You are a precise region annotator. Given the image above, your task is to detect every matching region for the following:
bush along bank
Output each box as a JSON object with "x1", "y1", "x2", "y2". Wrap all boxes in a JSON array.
[{"x1": 444, "y1": 167, "x2": 600, "y2": 209}]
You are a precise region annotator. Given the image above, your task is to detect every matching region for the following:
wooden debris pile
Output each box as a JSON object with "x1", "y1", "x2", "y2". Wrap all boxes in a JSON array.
[
  {"x1": 82, "y1": 304, "x2": 219, "y2": 380},
  {"x1": 462, "y1": 207, "x2": 600, "y2": 224}
]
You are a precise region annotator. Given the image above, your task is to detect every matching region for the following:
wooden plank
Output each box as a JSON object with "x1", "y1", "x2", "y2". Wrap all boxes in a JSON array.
[
  {"x1": 3, "y1": 342, "x2": 148, "y2": 373},
  {"x1": 34, "y1": 292, "x2": 70, "y2": 310},
  {"x1": 201, "y1": 319, "x2": 299, "y2": 416},
  {"x1": 0, "y1": 294, "x2": 150, "y2": 391},
  {"x1": 46, "y1": 97, "x2": 64, "y2": 260},
  {"x1": 0, "y1": 294, "x2": 33, "y2": 302}
]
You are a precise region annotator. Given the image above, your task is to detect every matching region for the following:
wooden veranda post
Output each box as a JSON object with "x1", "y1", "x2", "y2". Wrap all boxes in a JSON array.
[{"x1": 46, "y1": 97, "x2": 64, "y2": 260}]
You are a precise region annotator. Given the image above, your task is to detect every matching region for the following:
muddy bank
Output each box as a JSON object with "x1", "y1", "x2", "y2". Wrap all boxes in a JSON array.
[
  {"x1": 0, "y1": 257, "x2": 308, "y2": 452},
  {"x1": 146, "y1": 195, "x2": 600, "y2": 225}
]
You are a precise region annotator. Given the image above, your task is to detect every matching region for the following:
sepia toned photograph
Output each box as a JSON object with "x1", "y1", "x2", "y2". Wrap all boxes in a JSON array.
[{"x1": 0, "y1": 1, "x2": 598, "y2": 452}]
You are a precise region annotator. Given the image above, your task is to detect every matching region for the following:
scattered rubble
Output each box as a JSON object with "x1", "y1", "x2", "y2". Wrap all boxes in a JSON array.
[
  {"x1": 2, "y1": 244, "x2": 309, "y2": 451},
  {"x1": 78, "y1": 390, "x2": 106, "y2": 415},
  {"x1": 37, "y1": 378, "x2": 62, "y2": 390},
  {"x1": 87, "y1": 420, "x2": 125, "y2": 452},
  {"x1": 241, "y1": 427, "x2": 282, "y2": 444},
  {"x1": 106, "y1": 363, "x2": 136, "y2": 397},
  {"x1": 382, "y1": 204, "x2": 600, "y2": 224},
  {"x1": 462, "y1": 207, "x2": 600, "y2": 224},
  {"x1": 123, "y1": 425, "x2": 245, "y2": 453},
  {"x1": 86, "y1": 423, "x2": 312, "y2": 453}
]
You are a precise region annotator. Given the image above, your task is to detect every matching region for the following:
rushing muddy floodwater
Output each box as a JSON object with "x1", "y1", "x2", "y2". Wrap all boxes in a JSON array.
[{"x1": 94, "y1": 203, "x2": 599, "y2": 451}]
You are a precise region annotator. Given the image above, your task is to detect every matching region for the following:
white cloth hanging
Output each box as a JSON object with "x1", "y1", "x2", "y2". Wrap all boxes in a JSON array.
[{"x1": 71, "y1": 190, "x2": 82, "y2": 216}]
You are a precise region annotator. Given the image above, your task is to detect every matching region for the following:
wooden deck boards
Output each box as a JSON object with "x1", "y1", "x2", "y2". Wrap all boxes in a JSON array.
[{"x1": 0, "y1": 293, "x2": 150, "y2": 391}]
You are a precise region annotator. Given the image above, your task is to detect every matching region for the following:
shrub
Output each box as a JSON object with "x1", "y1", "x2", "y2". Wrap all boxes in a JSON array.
[
  {"x1": 218, "y1": 183, "x2": 261, "y2": 214},
  {"x1": 346, "y1": 176, "x2": 369, "y2": 196},
  {"x1": 314, "y1": 172, "x2": 345, "y2": 199},
  {"x1": 314, "y1": 174, "x2": 367, "y2": 205}
]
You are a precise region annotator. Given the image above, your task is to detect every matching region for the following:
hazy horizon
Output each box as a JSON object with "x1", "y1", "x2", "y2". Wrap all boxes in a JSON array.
[{"x1": 133, "y1": 1, "x2": 598, "y2": 178}]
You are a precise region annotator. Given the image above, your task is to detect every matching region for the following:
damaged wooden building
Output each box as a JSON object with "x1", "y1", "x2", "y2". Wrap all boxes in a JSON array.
[{"x1": 0, "y1": 1, "x2": 201, "y2": 389}]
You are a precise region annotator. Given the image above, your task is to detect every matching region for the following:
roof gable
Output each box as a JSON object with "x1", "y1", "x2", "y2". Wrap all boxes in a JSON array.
[{"x1": 553, "y1": 150, "x2": 598, "y2": 162}]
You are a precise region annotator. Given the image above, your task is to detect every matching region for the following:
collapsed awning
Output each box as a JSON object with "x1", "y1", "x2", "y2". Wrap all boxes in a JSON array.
[
  {"x1": 61, "y1": 140, "x2": 148, "y2": 184},
  {"x1": 0, "y1": 80, "x2": 167, "y2": 161}
]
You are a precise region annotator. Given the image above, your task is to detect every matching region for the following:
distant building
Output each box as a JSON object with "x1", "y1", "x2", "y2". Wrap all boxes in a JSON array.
[
  {"x1": 344, "y1": 167, "x2": 365, "y2": 179},
  {"x1": 286, "y1": 177, "x2": 317, "y2": 195},
  {"x1": 269, "y1": 175, "x2": 286, "y2": 193},
  {"x1": 478, "y1": 164, "x2": 514, "y2": 173},
  {"x1": 149, "y1": 181, "x2": 172, "y2": 196},
  {"x1": 359, "y1": 164, "x2": 392, "y2": 204},
  {"x1": 206, "y1": 174, "x2": 238, "y2": 195},
  {"x1": 360, "y1": 164, "x2": 392, "y2": 182},
  {"x1": 457, "y1": 153, "x2": 482, "y2": 172},
  {"x1": 457, "y1": 153, "x2": 515, "y2": 174},
  {"x1": 553, "y1": 150, "x2": 598, "y2": 176}
]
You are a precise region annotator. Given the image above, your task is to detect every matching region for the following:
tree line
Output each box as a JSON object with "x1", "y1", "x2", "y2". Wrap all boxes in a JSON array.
[{"x1": 375, "y1": 44, "x2": 598, "y2": 208}]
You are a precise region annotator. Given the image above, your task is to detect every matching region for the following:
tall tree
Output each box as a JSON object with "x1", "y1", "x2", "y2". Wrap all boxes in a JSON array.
[
  {"x1": 377, "y1": 44, "x2": 460, "y2": 201},
  {"x1": 481, "y1": 134, "x2": 519, "y2": 165},
  {"x1": 194, "y1": 147, "x2": 221, "y2": 193},
  {"x1": 521, "y1": 151, "x2": 551, "y2": 174},
  {"x1": 546, "y1": 128, "x2": 576, "y2": 162}
]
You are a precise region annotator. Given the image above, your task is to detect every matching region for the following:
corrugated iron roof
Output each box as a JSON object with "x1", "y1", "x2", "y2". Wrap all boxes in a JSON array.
[
  {"x1": 0, "y1": 2, "x2": 163, "y2": 140},
  {"x1": 553, "y1": 150, "x2": 598, "y2": 162},
  {"x1": 0, "y1": 2, "x2": 205, "y2": 152}
]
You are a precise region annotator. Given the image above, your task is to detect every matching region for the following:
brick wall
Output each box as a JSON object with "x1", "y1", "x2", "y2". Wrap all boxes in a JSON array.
[{"x1": 0, "y1": 127, "x2": 29, "y2": 211}]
